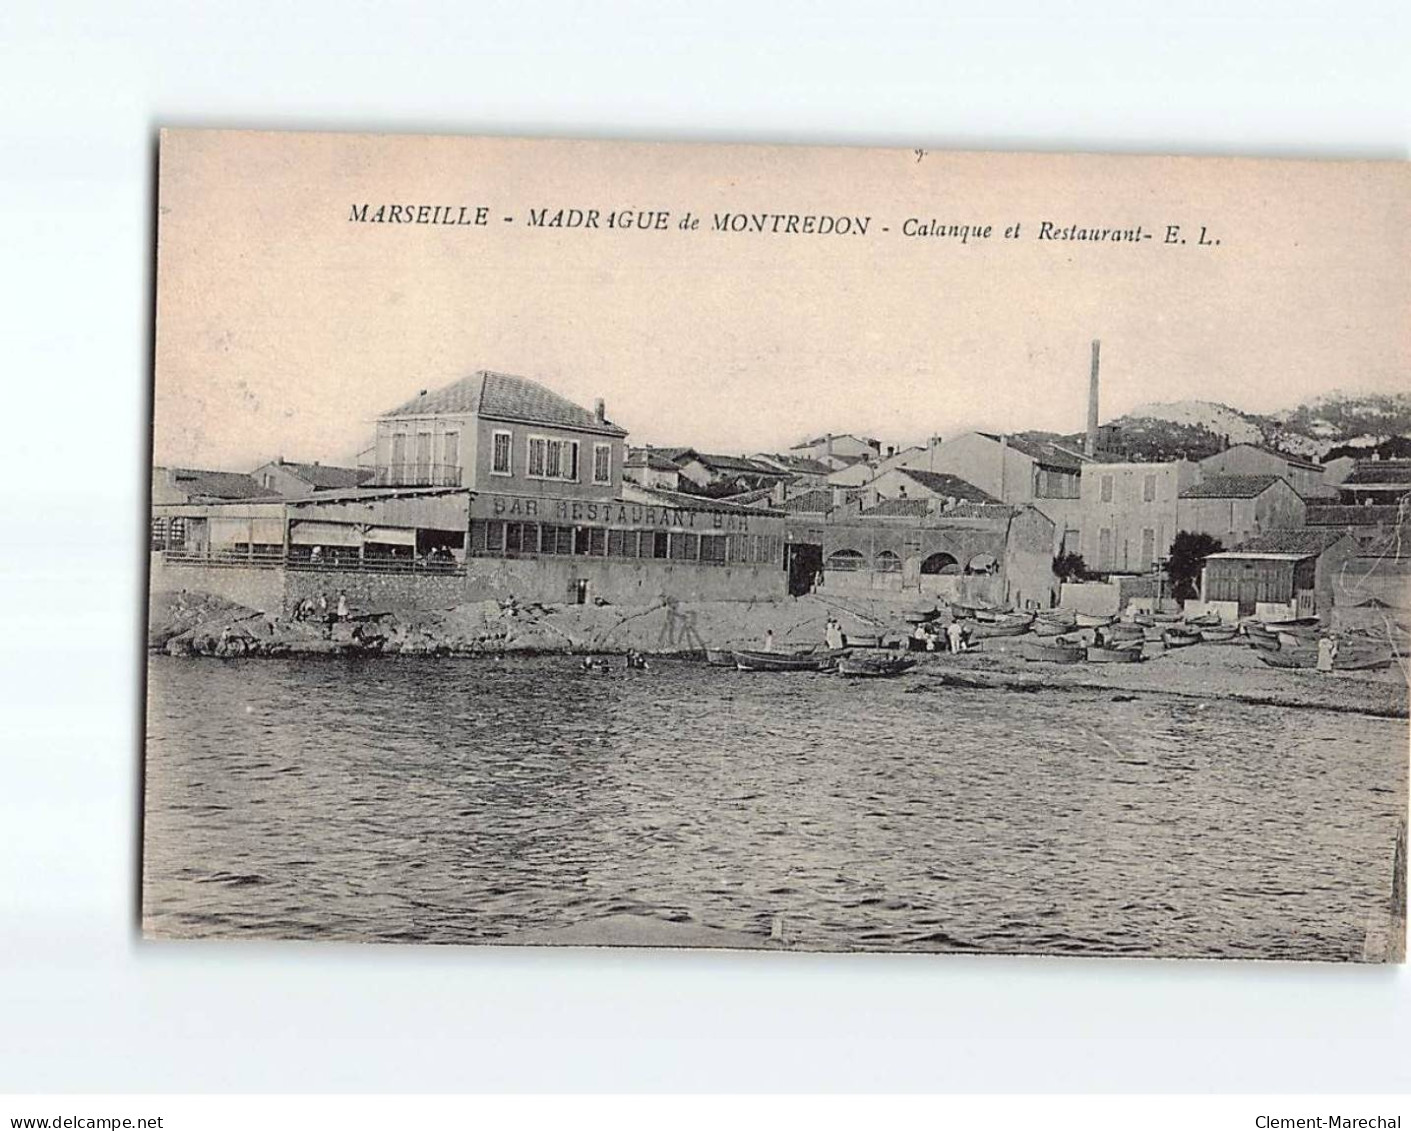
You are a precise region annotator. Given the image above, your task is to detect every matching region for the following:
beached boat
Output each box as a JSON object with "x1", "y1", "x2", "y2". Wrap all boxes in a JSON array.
[
  {"x1": 705, "y1": 648, "x2": 736, "y2": 667},
  {"x1": 733, "y1": 647, "x2": 848, "y2": 672},
  {"x1": 1104, "y1": 622, "x2": 1146, "y2": 642},
  {"x1": 1134, "y1": 610, "x2": 1182, "y2": 626},
  {"x1": 844, "y1": 633, "x2": 884, "y2": 649},
  {"x1": 1020, "y1": 639, "x2": 1085, "y2": 665},
  {"x1": 1184, "y1": 613, "x2": 1222, "y2": 628},
  {"x1": 1162, "y1": 627, "x2": 1202, "y2": 648},
  {"x1": 949, "y1": 600, "x2": 1011, "y2": 620},
  {"x1": 1261, "y1": 616, "x2": 1321, "y2": 630},
  {"x1": 1199, "y1": 626, "x2": 1240, "y2": 644},
  {"x1": 964, "y1": 613, "x2": 1036, "y2": 639},
  {"x1": 1074, "y1": 612, "x2": 1115, "y2": 629},
  {"x1": 1087, "y1": 643, "x2": 1144, "y2": 663},
  {"x1": 902, "y1": 607, "x2": 940, "y2": 624},
  {"x1": 1257, "y1": 648, "x2": 1394, "y2": 672},
  {"x1": 836, "y1": 655, "x2": 916, "y2": 678}
]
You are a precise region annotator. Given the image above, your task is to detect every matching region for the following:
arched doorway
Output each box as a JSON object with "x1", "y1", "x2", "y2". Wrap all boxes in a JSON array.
[{"x1": 920, "y1": 551, "x2": 959, "y2": 575}]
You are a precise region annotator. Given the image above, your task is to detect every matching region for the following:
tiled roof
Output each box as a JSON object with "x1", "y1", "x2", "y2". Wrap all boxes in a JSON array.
[
  {"x1": 944, "y1": 502, "x2": 1014, "y2": 519},
  {"x1": 779, "y1": 488, "x2": 834, "y2": 514},
  {"x1": 1343, "y1": 462, "x2": 1411, "y2": 486},
  {"x1": 1179, "y1": 474, "x2": 1282, "y2": 499},
  {"x1": 625, "y1": 450, "x2": 682, "y2": 471},
  {"x1": 862, "y1": 498, "x2": 930, "y2": 518},
  {"x1": 269, "y1": 461, "x2": 375, "y2": 490},
  {"x1": 692, "y1": 453, "x2": 788, "y2": 476},
  {"x1": 1204, "y1": 443, "x2": 1323, "y2": 471},
  {"x1": 381, "y1": 370, "x2": 627, "y2": 436},
  {"x1": 1305, "y1": 504, "x2": 1404, "y2": 526},
  {"x1": 792, "y1": 433, "x2": 879, "y2": 450},
  {"x1": 1221, "y1": 529, "x2": 1351, "y2": 557},
  {"x1": 630, "y1": 487, "x2": 782, "y2": 517},
  {"x1": 164, "y1": 468, "x2": 280, "y2": 501},
  {"x1": 895, "y1": 468, "x2": 999, "y2": 503},
  {"x1": 977, "y1": 433, "x2": 1085, "y2": 471}
]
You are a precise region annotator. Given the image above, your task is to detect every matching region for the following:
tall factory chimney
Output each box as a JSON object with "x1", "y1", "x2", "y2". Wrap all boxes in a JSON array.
[{"x1": 1085, "y1": 339, "x2": 1101, "y2": 458}]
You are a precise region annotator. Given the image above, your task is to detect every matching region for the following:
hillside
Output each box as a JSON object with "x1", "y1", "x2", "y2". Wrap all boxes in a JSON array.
[{"x1": 1110, "y1": 391, "x2": 1411, "y2": 462}]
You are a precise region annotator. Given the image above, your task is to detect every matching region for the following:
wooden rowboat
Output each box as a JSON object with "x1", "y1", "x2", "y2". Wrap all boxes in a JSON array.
[
  {"x1": 1199, "y1": 626, "x2": 1240, "y2": 644},
  {"x1": 964, "y1": 613, "x2": 1036, "y2": 639},
  {"x1": 836, "y1": 655, "x2": 916, "y2": 678},
  {"x1": 1075, "y1": 613, "x2": 1115, "y2": 629},
  {"x1": 1162, "y1": 627, "x2": 1203, "y2": 648},
  {"x1": 705, "y1": 648, "x2": 736, "y2": 667},
  {"x1": 1257, "y1": 648, "x2": 1393, "y2": 672},
  {"x1": 733, "y1": 647, "x2": 848, "y2": 672},
  {"x1": 1087, "y1": 644, "x2": 1144, "y2": 663},
  {"x1": 1020, "y1": 639, "x2": 1085, "y2": 665}
]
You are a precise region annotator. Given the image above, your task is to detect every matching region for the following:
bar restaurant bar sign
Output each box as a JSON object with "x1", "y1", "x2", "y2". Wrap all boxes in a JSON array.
[
  {"x1": 145, "y1": 129, "x2": 1408, "y2": 963},
  {"x1": 480, "y1": 493, "x2": 757, "y2": 532}
]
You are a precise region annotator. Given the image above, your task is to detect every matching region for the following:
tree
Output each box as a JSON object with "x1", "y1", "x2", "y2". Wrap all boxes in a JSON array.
[
  {"x1": 1052, "y1": 550, "x2": 1089, "y2": 583},
  {"x1": 1167, "y1": 531, "x2": 1223, "y2": 602}
]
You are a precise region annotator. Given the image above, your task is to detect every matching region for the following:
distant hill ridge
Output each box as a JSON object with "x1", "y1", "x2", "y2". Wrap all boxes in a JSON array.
[{"x1": 1110, "y1": 391, "x2": 1411, "y2": 462}]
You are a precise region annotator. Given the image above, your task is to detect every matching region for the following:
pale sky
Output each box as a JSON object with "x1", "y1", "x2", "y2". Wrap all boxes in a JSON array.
[{"x1": 153, "y1": 131, "x2": 1410, "y2": 471}]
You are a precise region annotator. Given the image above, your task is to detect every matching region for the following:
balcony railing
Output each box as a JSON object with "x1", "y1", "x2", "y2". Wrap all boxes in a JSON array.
[
  {"x1": 161, "y1": 547, "x2": 466, "y2": 577},
  {"x1": 372, "y1": 463, "x2": 463, "y2": 487}
]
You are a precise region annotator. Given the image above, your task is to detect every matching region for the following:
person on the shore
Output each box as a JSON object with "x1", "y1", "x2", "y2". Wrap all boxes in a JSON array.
[
  {"x1": 946, "y1": 621, "x2": 964, "y2": 654},
  {"x1": 763, "y1": 628, "x2": 775, "y2": 652},
  {"x1": 1317, "y1": 635, "x2": 1338, "y2": 673},
  {"x1": 824, "y1": 617, "x2": 843, "y2": 650},
  {"x1": 337, "y1": 591, "x2": 349, "y2": 621}
]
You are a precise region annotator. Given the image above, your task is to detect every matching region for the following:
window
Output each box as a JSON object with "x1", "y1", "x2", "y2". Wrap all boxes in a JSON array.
[
  {"x1": 527, "y1": 435, "x2": 580, "y2": 481},
  {"x1": 589, "y1": 528, "x2": 607, "y2": 557},
  {"x1": 574, "y1": 526, "x2": 591, "y2": 555},
  {"x1": 1100, "y1": 475, "x2": 1113, "y2": 503},
  {"x1": 442, "y1": 431, "x2": 460, "y2": 469},
  {"x1": 1142, "y1": 473, "x2": 1157, "y2": 503},
  {"x1": 593, "y1": 443, "x2": 613, "y2": 485},
  {"x1": 416, "y1": 431, "x2": 433, "y2": 469},
  {"x1": 489, "y1": 430, "x2": 511, "y2": 475},
  {"x1": 1141, "y1": 528, "x2": 1155, "y2": 568},
  {"x1": 700, "y1": 535, "x2": 727, "y2": 564},
  {"x1": 391, "y1": 432, "x2": 408, "y2": 466}
]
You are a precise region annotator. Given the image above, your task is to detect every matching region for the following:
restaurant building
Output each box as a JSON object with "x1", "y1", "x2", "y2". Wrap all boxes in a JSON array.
[{"x1": 153, "y1": 369, "x2": 788, "y2": 610}]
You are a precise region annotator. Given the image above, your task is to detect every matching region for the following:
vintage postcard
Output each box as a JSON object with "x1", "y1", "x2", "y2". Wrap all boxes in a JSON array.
[{"x1": 144, "y1": 129, "x2": 1408, "y2": 961}]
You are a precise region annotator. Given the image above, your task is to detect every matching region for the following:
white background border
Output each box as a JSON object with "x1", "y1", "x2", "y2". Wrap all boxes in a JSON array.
[{"x1": 1, "y1": 0, "x2": 1407, "y2": 1093}]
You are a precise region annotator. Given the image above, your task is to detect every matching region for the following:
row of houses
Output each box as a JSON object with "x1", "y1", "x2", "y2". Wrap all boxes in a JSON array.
[{"x1": 151, "y1": 364, "x2": 1410, "y2": 620}]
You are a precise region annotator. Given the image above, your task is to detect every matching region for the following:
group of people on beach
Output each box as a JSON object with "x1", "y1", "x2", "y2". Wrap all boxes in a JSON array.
[
  {"x1": 291, "y1": 590, "x2": 351, "y2": 630},
  {"x1": 911, "y1": 619, "x2": 971, "y2": 653}
]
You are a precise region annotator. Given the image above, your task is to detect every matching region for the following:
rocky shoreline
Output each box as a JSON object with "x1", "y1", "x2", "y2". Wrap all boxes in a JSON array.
[{"x1": 148, "y1": 588, "x2": 1409, "y2": 718}]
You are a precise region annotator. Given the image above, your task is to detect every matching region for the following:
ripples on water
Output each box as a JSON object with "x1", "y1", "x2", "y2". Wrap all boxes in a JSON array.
[{"x1": 142, "y1": 656, "x2": 1407, "y2": 960}]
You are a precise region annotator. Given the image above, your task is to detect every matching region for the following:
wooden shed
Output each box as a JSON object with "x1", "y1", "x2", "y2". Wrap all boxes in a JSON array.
[{"x1": 1201, "y1": 529, "x2": 1356, "y2": 618}]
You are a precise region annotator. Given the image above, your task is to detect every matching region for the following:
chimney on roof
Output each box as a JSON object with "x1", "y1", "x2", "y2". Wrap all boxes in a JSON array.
[
  {"x1": 1085, "y1": 339, "x2": 1101, "y2": 458},
  {"x1": 826, "y1": 433, "x2": 835, "y2": 456},
  {"x1": 999, "y1": 433, "x2": 1008, "y2": 500},
  {"x1": 594, "y1": 398, "x2": 606, "y2": 422}
]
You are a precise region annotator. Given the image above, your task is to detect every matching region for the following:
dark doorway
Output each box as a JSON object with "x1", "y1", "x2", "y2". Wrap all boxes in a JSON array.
[
  {"x1": 786, "y1": 542, "x2": 823, "y2": 597},
  {"x1": 572, "y1": 578, "x2": 590, "y2": 605}
]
